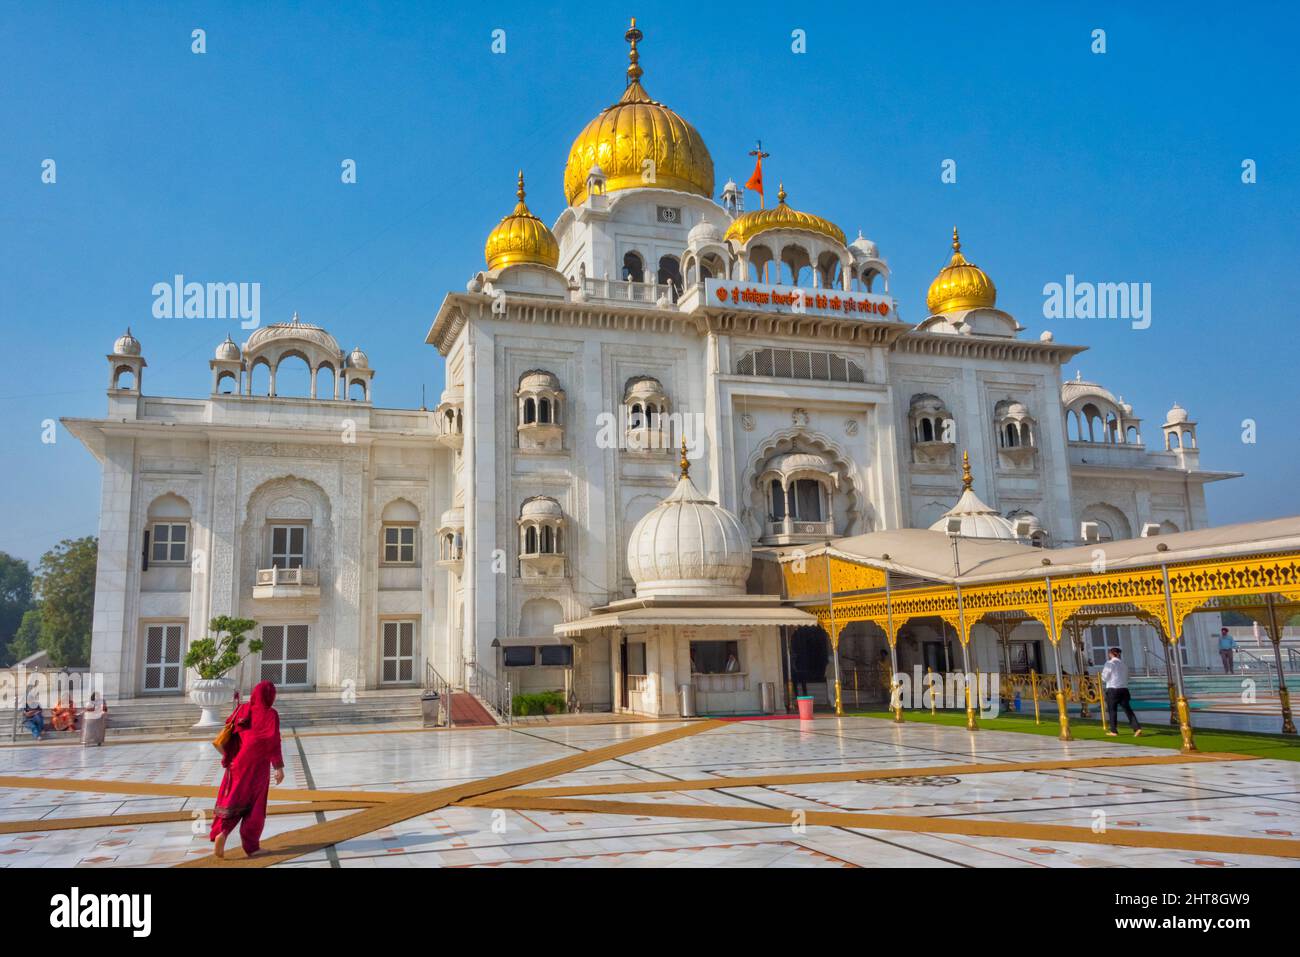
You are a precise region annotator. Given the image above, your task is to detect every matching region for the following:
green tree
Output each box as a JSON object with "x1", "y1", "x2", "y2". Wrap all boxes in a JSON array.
[
  {"x1": 33, "y1": 537, "x2": 98, "y2": 667},
  {"x1": 8, "y1": 607, "x2": 42, "y2": 663},
  {"x1": 0, "y1": 552, "x2": 33, "y2": 665}
]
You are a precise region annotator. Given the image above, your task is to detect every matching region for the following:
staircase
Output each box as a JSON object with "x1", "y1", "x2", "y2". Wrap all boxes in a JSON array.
[
  {"x1": 1130, "y1": 672, "x2": 1297, "y2": 699},
  {"x1": 97, "y1": 688, "x2": 425, "y2": 737}
]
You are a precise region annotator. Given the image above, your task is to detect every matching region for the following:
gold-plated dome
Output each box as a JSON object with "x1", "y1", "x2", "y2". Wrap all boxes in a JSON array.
[
  {"x1": 723, "y1": 185, "x2": 847, "y2": 247},
  {"x1": 563, "y1": 20, "x2": 713, "y2": 207},
  {"x1": 926, "y1": 227, "x2": 997, "y2": 314},
  {"x1": 484, "y1": 172, "x2": 559, "y2": 271}
]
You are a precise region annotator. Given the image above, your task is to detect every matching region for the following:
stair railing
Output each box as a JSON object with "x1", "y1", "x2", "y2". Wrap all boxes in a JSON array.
[
  {"x1": 424, "y1": 662, "x2": 454, "y2": 727},
  {"x1": 1234, "y1": 649, "x2": 1276, "y2": 694},
  {"x1": 468, "y1": 663, "x2": 513, "y2": 725}
]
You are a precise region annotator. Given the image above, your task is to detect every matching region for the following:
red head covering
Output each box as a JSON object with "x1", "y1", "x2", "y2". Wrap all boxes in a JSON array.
[{"x1": 231, "y1": 680, "x2": 278, "y2": 739}]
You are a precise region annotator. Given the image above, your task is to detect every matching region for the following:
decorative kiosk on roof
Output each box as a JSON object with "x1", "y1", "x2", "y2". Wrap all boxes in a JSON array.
[{"x1": 559, "y1": 442, "x2": 813, "y2": 717}]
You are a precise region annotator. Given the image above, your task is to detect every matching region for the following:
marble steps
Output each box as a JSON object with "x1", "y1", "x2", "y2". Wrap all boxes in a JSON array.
[{"x1": 100, "y1": 690, "x2": 425, "y2": 735}]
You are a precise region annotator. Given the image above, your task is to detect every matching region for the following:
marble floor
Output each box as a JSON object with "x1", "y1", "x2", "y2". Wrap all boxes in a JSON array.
[{"x1": 1, "y1": 716, "x2": 1297, "y2": 868}]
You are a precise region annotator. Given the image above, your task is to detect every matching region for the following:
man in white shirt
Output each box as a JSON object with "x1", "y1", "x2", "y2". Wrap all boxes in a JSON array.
[{"x1": 1101, "y1": 647, "x2": 1142, "y2": 737}]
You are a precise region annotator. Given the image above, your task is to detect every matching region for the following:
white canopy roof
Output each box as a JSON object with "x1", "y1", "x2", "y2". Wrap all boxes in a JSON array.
[{"x1": 556, "y1": 596, "x2": 815, "y2": 635}]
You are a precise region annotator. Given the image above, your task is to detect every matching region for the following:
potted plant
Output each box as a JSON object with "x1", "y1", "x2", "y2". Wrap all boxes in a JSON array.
[{"x1": 184, "y1": 616, "x2": 261, "y2": 728}]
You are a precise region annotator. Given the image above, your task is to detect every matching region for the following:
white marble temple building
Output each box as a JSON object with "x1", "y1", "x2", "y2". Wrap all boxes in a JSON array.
[{"x1": 66, "y1": 25, "x2": 1237, "y2": 709}]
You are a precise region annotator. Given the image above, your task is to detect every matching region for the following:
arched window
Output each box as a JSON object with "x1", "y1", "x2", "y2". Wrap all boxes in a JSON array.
[
  {"x1": 147, "y1": 494, "x2": 192, "y2": 567},
  {"x1": 525, "y1": 526, "x2": 538, "y2": 554},
  {"x1": 523, "y1": 397, "x2": 536, "y2": 424},
  {"x1": 380, "y1": 499, "x2": 420, "y2": 565},
  {"x1": 538, "y1": 398, "x2": 551, "y2": 424},
  {"x1": 1005, "y1": 423, "x2": 1020, "y2": 447},
  {"x1": 658, "y1": 255, "x2": 682, "y2": 299},
  {"x1": 622, "y1": 252, "x2": 645, "y2": 283},
  {"x1": 275, "y1": 353, "x2": 312, "y2": 398}
]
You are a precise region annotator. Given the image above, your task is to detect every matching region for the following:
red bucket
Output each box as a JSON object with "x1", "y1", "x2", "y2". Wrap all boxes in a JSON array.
[{"x1": 796, "y1": 696, "x2": 815, "y2": 721}]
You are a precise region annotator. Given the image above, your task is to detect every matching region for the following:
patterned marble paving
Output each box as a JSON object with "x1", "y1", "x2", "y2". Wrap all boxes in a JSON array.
[{"x1": 0, "y1": 715, "x2": 1296, "y2": 868}]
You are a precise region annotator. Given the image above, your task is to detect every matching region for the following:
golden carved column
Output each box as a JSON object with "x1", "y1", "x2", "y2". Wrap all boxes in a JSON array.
[{"x1": 1265, "y1": 596, "x2": 1297, "y2": 735}]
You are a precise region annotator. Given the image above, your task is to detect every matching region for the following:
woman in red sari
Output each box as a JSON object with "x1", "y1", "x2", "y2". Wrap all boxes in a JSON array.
[{"x1": 209, "y1": 680, "x2": 284, "y2": 858}]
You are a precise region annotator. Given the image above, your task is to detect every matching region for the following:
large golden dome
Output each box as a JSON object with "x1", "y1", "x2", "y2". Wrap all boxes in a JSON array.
[
  {"x1": 563, "y1": 20, "x2": 713, "y2": 207},
  {"x1": 723, "y1": 185, "x2": 847, "y2": 247},
  {"x1": 926, "y1": 228, "x2": 997, "y2": 314},
  {"x1": 484, "y1": 172, "x2": 559, "y2": 271}
]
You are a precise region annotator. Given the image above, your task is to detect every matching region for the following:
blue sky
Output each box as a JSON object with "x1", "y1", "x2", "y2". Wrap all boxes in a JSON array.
[{"x1": 2, "y1": 1, "x2": 1297, "y2": 563}]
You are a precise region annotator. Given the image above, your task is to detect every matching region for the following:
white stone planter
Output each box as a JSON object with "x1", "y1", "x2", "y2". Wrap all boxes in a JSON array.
[{"x1": 191, "y1": 677, "x2": 237, "y2": 729}]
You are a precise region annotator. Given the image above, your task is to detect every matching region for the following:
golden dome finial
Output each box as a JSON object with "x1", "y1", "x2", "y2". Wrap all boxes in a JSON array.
[
  {"x1": 926, "y1": 226, "x2": 997, "y2": 315},
  {"x1": 484, "y1": 170, "x2": 559, "y2": 271},
  {"x1": 961, "y1": 450, "x2": 973, "y2": 491},
  {"x1": 679, "y1": 438, "x2": 690, "y2": 479},
  {"x1": 777, "y1": 183, "x2": 787, "y2": 205},
  {"x1": 625, "y1": 17, "x2": 644, "y2": 85}
]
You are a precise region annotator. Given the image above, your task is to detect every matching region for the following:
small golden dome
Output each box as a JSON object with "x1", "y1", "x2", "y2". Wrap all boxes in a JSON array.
[
  {"x1": 723, "y1": 185, "x2": 847, "y2": 247},
  {"x1": 563, "y1": 20, "x2": 713, "y2": 207},
  {"x1": 926, "y1": 227, "x2": 997, "y2": 314},
  {"x1": 484, "y1": 172, "x2": 559, "y2": 271}
]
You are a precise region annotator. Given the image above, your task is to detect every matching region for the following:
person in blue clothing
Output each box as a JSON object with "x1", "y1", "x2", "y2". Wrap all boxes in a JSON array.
[
  {"x1": 1218, "y1": 628, "x2": 1238, "y2": 674},
  {"x1": 22, "y1": 698, "x2": 44, "y2": 740}
]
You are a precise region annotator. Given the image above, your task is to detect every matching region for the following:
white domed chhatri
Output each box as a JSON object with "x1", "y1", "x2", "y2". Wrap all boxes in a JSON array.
[
  {"x1": 113, "y1": 328, "x2": 141, "y2": 356},
  {"x1": 214, "y1": 335, "x2": 241, "y2": 361},
  {"x1": 520, "y1": 496, "x2": 564, "y2": 522},
  {"x1": 627, "y1": 444, "x2": 752, "y2": 598},
  {"x1": 348, "y1": 346, "x2": 369, "y2": 369},
  {"x1": 1166, "y1": 403, "x2": 1189, "y2": 425},
  {"x1": 929, "y1": 452, "x2": 1018, "y2": 541}
]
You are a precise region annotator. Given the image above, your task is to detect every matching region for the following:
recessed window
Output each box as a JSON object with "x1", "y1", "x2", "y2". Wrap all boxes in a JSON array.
[
  {"x1": 270, "y1": 525, "x2": 307, "y2": 569},
  {"x1": 150, "y1": 524, "x2": 188, "y2": 564},
  {"x1": 690, "y1": 640, "x2": 741, "y2": 674},
  {"x1": 539, "y1": 645, "x2": 574, "y2": 667},
  {"x1": 383, "y1": 525, "x2": 416, "y2": 564},
  {"x1": 503, "y1": 646, "x2": 536, "y2": 668}
]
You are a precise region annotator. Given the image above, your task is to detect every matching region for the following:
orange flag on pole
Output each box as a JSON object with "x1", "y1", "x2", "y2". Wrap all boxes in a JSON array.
[
  {"x1": 746, "y1": 141, "x2": 770, "y2": 207},
  {"x1": 745, "y1": 154, "x2": 764, "y2": 197}
]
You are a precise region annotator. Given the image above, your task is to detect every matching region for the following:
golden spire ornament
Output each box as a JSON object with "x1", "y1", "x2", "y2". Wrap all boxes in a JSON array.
[
  {"x1": 679, "y1": 438, "x2": 690, "y2": 479},
  {"x1": 961, "y1": 450, "x2": 973, "y2": 491},
  {"x1": 625, "y1": 17, "x2": 643, "y2": 85}
]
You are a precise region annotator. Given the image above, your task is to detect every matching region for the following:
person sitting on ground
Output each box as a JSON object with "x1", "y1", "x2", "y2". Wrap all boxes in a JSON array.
[
  {"x1": 22, "y1": 699, "x2": 44, "y2": 740},
  {"x1": 51, "y1": 694, "x2": 79, "y2": 732},
  {"x1": 1101, "y1": 646, "x2": 1142, "y2": 738}
]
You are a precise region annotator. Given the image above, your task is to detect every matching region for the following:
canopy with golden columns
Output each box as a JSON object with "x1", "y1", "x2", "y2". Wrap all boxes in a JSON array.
[
  {"x1": 723, "y1": 184, "x2": 847, "y2": 247},
  {"x1": 563, "y1": 20, "x2": 714, "y2": 207},
  {"x1": 484, "y1": 172, "x2": 559, "y2": 271},
  {"x1": 926, "y1": 227, "x2": 997, "y2": 315}
]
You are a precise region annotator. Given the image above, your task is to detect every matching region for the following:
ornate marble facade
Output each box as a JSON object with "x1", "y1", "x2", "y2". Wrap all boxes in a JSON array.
[{"x1": 67, "y1": 25, "x2": 1238, "y2": 704}]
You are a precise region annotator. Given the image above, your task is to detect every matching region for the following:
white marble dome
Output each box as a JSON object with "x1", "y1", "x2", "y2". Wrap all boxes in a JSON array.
[
  {"x1": 520, "y1": 496, "x2": 563, "y2": 522},
  {"x1": 112, "y1": 328, "x2": 141, "y2": 356},
  {"x1": 1165, "y1": 403, "x2": 1189, "y2": 425},
  {"x1": 688, "y1": 220, "x2": 721, "y2": 247},
  {"x1": 214, "y1": 335, "x2": 241, "y2": 361},
  {"x1": 348, "y1": 346, "x2": 369, "y2": 369},
  {"x1": 850, "y1": 231, "x2": 879, "y2": 259},
  {"x1": 627, "y1": 467, "x2": 752, "y2": 598}
]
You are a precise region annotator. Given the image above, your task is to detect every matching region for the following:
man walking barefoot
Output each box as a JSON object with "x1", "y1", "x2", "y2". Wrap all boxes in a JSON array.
[{"x1": 1102, "y1": 647, "x2": 1142, "y2": 738}]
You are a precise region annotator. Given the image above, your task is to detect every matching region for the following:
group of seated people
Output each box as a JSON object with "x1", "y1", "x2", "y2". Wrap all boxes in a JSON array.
[{"x1": 21, "y1": 693, "x2": 108, "y2": 745}]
